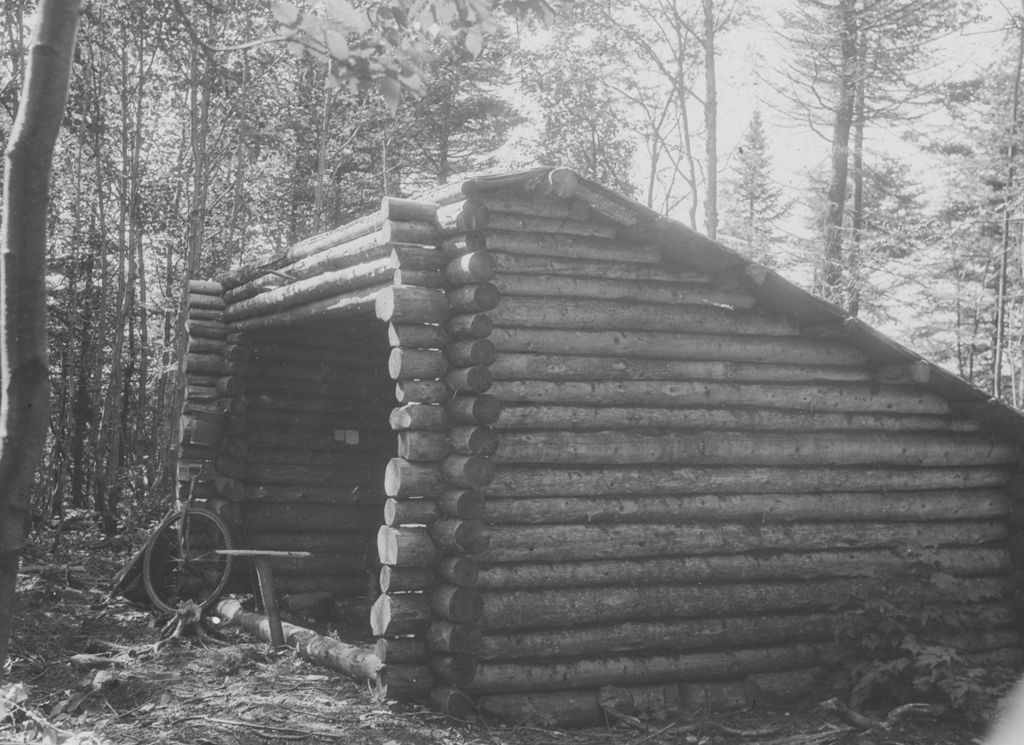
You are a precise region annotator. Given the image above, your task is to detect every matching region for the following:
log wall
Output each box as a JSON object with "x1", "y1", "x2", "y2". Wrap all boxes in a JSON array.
[
  {"x1": 199, "y1": 173, "x2": 1024, "y2": 726},
  {"x1": 427, "y1": 173, "x2": 1024, "y2": 725}
]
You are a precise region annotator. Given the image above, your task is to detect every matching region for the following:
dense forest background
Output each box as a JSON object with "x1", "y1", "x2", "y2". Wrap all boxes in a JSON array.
[{"x1": 2, "y1": 0, "x2": 1023, "y2": 532}]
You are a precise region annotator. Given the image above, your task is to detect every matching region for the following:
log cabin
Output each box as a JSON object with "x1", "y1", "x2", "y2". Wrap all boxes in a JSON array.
[{"x1": 179, "y1": 166, "x2": 1024, "y2": 725}]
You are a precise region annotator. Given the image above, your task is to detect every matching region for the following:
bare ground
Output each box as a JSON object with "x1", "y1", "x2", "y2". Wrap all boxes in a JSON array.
[{"x1": 1, "y1": 528, "x2": 994, "y2": 745}]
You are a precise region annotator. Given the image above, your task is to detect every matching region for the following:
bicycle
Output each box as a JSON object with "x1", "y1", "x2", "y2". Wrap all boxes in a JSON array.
[{"x1": 142, "y1": 464, "x2": 236, "y2": 615}]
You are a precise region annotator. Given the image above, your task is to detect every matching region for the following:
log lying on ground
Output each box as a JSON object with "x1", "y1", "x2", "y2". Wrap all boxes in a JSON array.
[
  {"x1": 214, "y1": 597, "x2": 382, "y2": 683},
  {"x1": 489, "y1": 353, "x2": 872, "y2": 383},
  {"x1": 477, "y1": 576, "x2": 1009, "y2": 632},
  {"x1": 494, "y1": 431, "x2": 1018, "y2": 467},
  {"x1": 482, "y1": 489, "x2": 1012, "y2": 526},
  {"x1": 466, "y1": 643, "x2": 826, "y2": 694},
  {"x1": 488, "y1": 380, "x2": 951, "y2": 415},
  {"x1": 492, "y1": 404, "x2": 979, "y2": 433},
  {"x1": 490, "y1": 327, "x2": 866, "y2": 365},
  {"x1": 479, "y1": 520, "x2": 1006, "y2": 563},
  {"x1": 483, "y1": 465, "x2": 1011, "y2": 497},
  {"x1": 474, "y1": 547, "x2": 1013, "y2": 590}
]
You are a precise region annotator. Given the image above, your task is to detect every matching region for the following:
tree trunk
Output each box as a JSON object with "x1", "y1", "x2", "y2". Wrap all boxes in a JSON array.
[
  {"x1": 0, "y1": 0, "x2": 81, "y2": 678},
  {"x1": 703, "y1": 0, "x2": 718, "y2": 239},
  {"x1": 820, "y1": 0, "x2": 858, "y2": 306},
  {"x1": 996, "y1": 16, "x2": 1024, "y2": 398}
]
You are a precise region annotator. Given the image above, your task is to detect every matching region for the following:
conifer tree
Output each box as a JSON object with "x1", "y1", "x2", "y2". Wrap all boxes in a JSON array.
[{"x1": 721, "y1": 110, "x2": 787, "y2": 266}]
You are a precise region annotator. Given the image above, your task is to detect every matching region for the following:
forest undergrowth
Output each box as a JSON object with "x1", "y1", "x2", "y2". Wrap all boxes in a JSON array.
[{"x1": 0, "y1": 523, "x2": 994, "y2": 745}]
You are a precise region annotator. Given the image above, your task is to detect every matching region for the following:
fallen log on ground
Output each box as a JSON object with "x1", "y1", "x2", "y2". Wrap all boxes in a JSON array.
[{"x1": 214, "y1": 597, "x2": 383, "y2": 684}]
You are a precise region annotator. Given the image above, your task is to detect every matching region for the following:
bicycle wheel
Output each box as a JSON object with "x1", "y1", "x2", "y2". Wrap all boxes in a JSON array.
[{"x1": 142, "y1": 506, "x2": 234, "y2": 614}]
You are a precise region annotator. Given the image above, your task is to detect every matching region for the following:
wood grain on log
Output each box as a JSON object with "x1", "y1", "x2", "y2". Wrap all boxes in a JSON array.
[
  {"x1": 385, "y1": 458, "x2": 447, "y2": 497},
  {"x1": 448, "y1": 283, "x2": 500, "y2": 313},
  {"x1": 490, "y1": 250, "x2": 708, "y2": 283},
  {"x1": 448, "y1": 426, "x2": 499, "y2": 455},
  {"x1": 396, "y1": 380, "x2": 450, "y2": 404},
  {"x1": 484, "y1": 465, "x2": 1010, "y2": 498},
  {"x1": 487, "y1": 380, "x2": 951, "y2": 415},
  {"x1": 378, "y1": 525, "x2": 440, "y2": 567},
  {"x1": 494, "y1": 273, "x2": 755, "y2": 309},
  {"x1": 443, "y1": 366, "x2": 493, "y2": 393},
  {"x1": 381, "y1": 196, "x2": 440, "y2": 223},
  {"x1": 439, "y1": 489, "x2": 486, "y2": 520},
  {"x1": 474, "y1": 547, "x2": 1012, "y2": 590},
  {"x1": 489, "y1": 353, "x2": 871, "y2": 384},
  {"x1": 480, "y1": 613, "x2": 835, "y2": 661},
  {"x1": 389, "y1": 244, "x2": 447, "y2": 270},
  {"x1": 493, "y1": 431, "x2": 1018, "y2": 467},
  {"x1": 389, "y1": 323, "x2": 448, "y2": 349},
  {"x1": 466, "y1": 643, "x2": 825, "y2": 694},
  {"x1": 478, "y1": 577, "x2": 1008, "y2": 632},
  {"x1": 228, "y1": 286, "x2": 382, "y2": 331},
  {"x1": 444, "y1": 313, "x2": 493, "y2": 340},
  {"x1": 390, "y1": 403, "x2": 449, "y2": 431},
  {"x1": 486, "y1": 212, "x2": 617, "y2": 238},
  {"x1": 481, "y1": 489, "x2": 1012, "y2": 526},
  {"x1": 380, "y1": 565, "x2": 435, "y2": 593},
  {"x1": 482, "y1": 230, "x2": 661, "y2": 264},
  {"x1": 398, "y1": 431, "x2": 453, "y2": 461},
  {"x1": 389, "y1": 348, "x2": 448, "y2": 380},
  {"x1": 381, "y1": 219, "x2": 438, "y2": 246},
  {"x1": 430, "y1": 518, "x2": 490, "y2": 554},
  {"x1": 490, "y1": 327, "x2": 865, "y2": 365},
  {"x1": 385, "y1": 497, "x2": 439, "y2": 526},
  {"x1": 493, "y1": 295, "x2": 796, "y2": 334},
  {"x1": 478, "y1": 520, "x2": 1006, "y2": 564},
  {"x1": 445, "y1": 395, "x2": 501, "y2": 424},
  {"x1": 436, "y1": 199, "x2": 490, "y2": 234},
  {"x1": 375, "y1": 285, "x2": 449, "y2": 324},
  {"x1": 393, "y1": 269, "x2": 445, "y2": 288},
  {"x1": 225, "y1": 259, "x2": 391, "y2": 322},
  {"x1": 431, "y1": 584, "x2": 483, "y2": 622},
  {"x1": 492, "y1": 404, "x2": 980, "y2": 433},
  {"x1": 446, "y1": 251, "x2": 497, "y2": 284}
]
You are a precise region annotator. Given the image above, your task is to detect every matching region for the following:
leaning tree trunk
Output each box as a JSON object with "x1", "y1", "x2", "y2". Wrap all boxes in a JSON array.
[{"x1": 0, "y1": 0, "x2": 81, "y2": 677}]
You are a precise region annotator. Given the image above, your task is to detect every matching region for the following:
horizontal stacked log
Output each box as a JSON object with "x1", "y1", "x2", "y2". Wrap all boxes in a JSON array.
[
  {"x1": 430, "y1": 178, "x2": 1024, "y2": 725},
  {"x1": 365, "y1": 198, "x2": 498, "y2": 710},
  {"x1": 179, "y1": 280, "x2": 249, "y2": 505}
]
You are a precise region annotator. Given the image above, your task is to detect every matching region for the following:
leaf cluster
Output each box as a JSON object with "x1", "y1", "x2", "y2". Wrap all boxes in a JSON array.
[{"x1": 828, "y1": 554, "x2": 1015, "y2": 725}]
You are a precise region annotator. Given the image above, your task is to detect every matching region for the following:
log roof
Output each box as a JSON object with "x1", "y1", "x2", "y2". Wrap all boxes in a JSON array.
[{"x1": 219, "y1": 165, "x2": 1024, "y2": 442}]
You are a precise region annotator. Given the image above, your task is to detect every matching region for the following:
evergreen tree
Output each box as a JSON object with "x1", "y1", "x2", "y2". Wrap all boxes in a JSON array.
[{"x1": 720, "y1": 110, "x2": 787, "y2": 266}]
